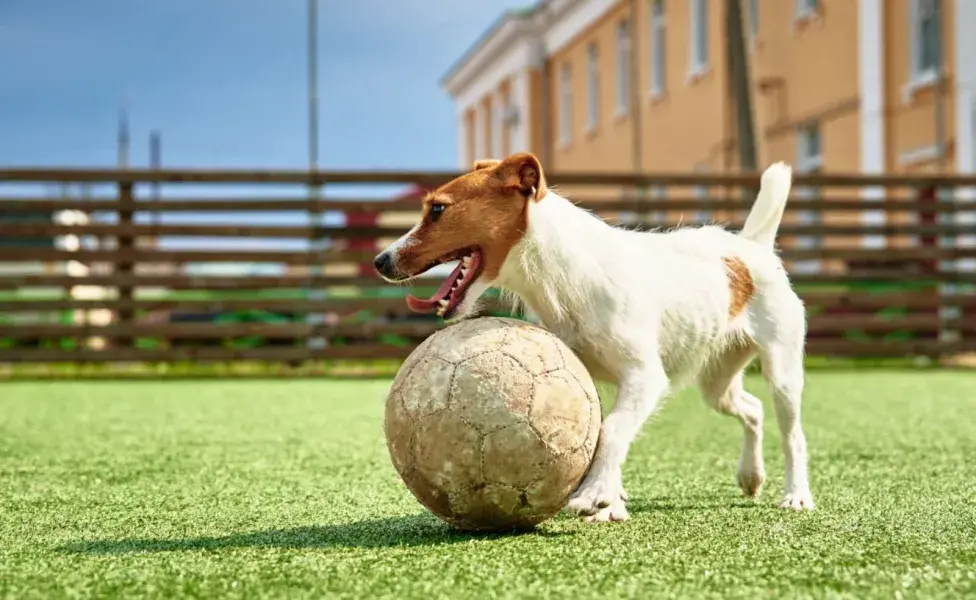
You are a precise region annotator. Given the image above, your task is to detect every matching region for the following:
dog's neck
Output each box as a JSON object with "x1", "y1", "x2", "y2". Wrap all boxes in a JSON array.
[{"x1": 496, "y1": 191, "x2": 610, "y2": 331}]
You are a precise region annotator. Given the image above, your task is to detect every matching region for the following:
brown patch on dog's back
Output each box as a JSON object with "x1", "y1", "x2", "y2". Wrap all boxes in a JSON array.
[{"x1": 722, "y1": 256, "x2": 755, "y2": 319}]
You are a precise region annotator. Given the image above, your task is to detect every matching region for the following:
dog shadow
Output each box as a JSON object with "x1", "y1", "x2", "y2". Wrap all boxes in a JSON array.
[{"x1": 59, "y1": 513, "x2": 571, "y2": 555}]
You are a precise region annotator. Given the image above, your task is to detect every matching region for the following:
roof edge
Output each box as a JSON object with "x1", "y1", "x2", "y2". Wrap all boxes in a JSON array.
[{"x1": 439, "y1": 5, "x2": 541, "y2": 95}]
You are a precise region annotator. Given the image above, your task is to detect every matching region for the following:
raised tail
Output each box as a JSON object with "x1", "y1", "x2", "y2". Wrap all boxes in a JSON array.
[{"x1": 740, "y1": 162, "x2": 793, "y2": 248}]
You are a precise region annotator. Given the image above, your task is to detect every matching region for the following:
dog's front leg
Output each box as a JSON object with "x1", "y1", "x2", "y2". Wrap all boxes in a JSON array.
[{"x1": 567, "y1": 359, "x2": 669, "y2": 522}]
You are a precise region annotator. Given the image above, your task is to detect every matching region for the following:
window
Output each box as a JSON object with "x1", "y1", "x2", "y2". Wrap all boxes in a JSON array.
[
  {"x1": 649, "y1": 0, "x2": 666, "y2": 96},
  {"x1": 748, "y1": 0, "x2": 758, "y2": 39},
  {"x1": 689, "y1": 0, "x2": 708, "y2": 75},
  {"x1": 794, "y1": 123, "x2": 823, "y2": 273},
  {"x1": 559, "y1": 62, "x2": 573, "y2": 145},
  {"x1": 910, "y1": 0, "x2": 940, "y2": 82},
  {"x1": 586, "y1": 42, "x2": 599, "y2": 131},
  {"x1": 616, "y1": 19, "x2": 632, "y2": 114},
  {"x1": 795, "y1": 0, "x2": 818, "y2": 18}
]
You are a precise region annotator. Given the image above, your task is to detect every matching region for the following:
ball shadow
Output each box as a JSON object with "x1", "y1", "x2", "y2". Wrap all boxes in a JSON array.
[{"x1": 58, "y1": 513, "x2": 572, "y2": 555}]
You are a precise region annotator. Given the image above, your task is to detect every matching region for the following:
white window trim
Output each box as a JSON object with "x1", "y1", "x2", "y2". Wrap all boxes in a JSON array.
[
  {"x1": 616, "y1": 19, "x2": 631, "y2": 116},
  {"x1": 559, "y1": 63, "x2": 573, "y2": 146},
  {"x1": 586, "y1": 43, "x2": 599, "y2": 132},
  {"x1": 649, "y1": 0, "x2": 666, "y2": 97},
  {"x1": 688, "y1": 0, "x2": 708, "y2": 79},
  {"x1": 903, "y1": 0, "x2": 940, "y2": 103}
]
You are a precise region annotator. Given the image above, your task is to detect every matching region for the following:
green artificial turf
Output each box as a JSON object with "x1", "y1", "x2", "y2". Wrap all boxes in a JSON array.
[{"x1": 2, "y1": 374, "x2": 975, "y2": 599}]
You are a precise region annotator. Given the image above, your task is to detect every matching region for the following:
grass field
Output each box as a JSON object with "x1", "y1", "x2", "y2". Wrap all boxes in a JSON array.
[{"x1": 2, "y1": 374, "x2": 975, "y2": 599}]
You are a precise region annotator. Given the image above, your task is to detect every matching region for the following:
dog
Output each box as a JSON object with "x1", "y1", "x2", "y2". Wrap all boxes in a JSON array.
[{"x1": 373, "y1": 153, "x2": 813, "y2": 522}]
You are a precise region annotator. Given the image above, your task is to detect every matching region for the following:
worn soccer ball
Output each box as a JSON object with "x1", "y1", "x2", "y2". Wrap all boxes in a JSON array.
[{"x1": 384, "y1": 316, "x2": 601, "y2": 532}]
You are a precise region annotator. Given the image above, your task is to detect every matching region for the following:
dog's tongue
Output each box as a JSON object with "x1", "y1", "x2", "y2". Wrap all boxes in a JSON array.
[{"x1": 405, "y1": 261, "x2": 465, "y2": 313}]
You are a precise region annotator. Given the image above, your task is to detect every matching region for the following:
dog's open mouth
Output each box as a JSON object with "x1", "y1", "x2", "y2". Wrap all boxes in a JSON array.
[{"x1": 406, "y1": 248, "x2": 483, "y2": 319}]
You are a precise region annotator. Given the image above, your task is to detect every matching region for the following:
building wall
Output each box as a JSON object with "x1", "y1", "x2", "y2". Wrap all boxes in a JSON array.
[{"x1": 447, "y1": 0, "x2": 970, "y2": 183}]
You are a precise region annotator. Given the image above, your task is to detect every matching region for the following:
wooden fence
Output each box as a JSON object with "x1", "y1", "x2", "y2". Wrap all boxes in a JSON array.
[{"x1": 1, "y1": 167, "x2": 975, "y2": 367}]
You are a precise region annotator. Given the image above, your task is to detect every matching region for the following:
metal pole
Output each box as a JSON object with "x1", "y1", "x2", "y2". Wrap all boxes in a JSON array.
[
  {"x1": 306, "y1": 0, "x2": 327, "y2": 353},
  {"x1": 149, "y1": 130, "x2": 161, "y2": 228},
  {"x1": 117, "y1": 106, "x2": 130, "y2": 170},
  {"x1": 308, "y1": 0, "x2": 319, "y2": 173}
]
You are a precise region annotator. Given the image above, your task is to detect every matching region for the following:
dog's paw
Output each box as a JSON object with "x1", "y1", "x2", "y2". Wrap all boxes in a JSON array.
[
  {"x1": 567, "y1": 476, "x2": 624, "y2": 517},
  {"x1": 779, "y1": 491, "x2": 815, "y2": 511},
  {"x1": 585, "y1": 499, "x2": 629, "y2": 523},
  {"x1": 737, "y1": 464, "x2": 766, "y2": 498}
]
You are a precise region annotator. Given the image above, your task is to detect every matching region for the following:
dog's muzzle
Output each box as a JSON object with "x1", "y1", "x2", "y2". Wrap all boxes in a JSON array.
[{"x1": 373, "y1": 251, "x2": 397, "y2": 279}]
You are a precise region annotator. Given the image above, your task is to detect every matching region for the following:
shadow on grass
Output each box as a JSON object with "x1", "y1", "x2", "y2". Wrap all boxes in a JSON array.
[
  {"x1": 60, "y1": 513, "x2": 572, "y2": 555},
  {"x1": 630, "y1": 494, "x2": 766, "y2": 514}
]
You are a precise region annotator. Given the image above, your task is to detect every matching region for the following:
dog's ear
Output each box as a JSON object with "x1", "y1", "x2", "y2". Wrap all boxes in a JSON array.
[
  {"x1": 496, "y1": 152, "x2": 548, "y2": 201},
  {"x1": 472, "y1": 159, "x2": 501, "y2": 171}
]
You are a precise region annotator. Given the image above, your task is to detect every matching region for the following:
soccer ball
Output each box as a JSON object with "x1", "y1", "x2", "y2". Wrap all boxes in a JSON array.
[{"x1": 384, "y1": 317, "x2": 601, "y2": 532}]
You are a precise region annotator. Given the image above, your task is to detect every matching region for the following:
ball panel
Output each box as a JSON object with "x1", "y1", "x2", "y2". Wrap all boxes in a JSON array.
[
  {"x1": 425, "y1": 317, "x2": 519, "y2": 363},
  {"x1": 498, "y1": 325, "x2": 566, "y2": 375},
  {"x1": 482, "y1": 422, "x2": 548, "y2": 489},
  {"x1": 451, "y1": 351, "x2": 534, "y2": 434},
  {"x1": 384, "y1": 392, "x2": 413, "y2": 476},
  {"x1": 399, "y1": 356, "x2": 455, "y2": 419},
  {"x1": 448, "y1": 483, "x2": 547, "y2": 532},
  {"x1": 530, "y1": 369, "x2": 598, "y2": 455},
  {"x1": 524, "y1": 444, "x2": 592, "y2": 511},
  {"x1": 410, "y1": 410, "x2": 484, "y2": 493},
  {"x1": 389, "y1": 333, "x2": 434, "y2": 395},
  {"x1": 400, "y1": 467, "x2": 455, "y2": 522}
]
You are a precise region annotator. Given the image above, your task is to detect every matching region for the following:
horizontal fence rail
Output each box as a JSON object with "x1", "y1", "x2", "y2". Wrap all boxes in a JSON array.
[{"x1": 1, "y1": 166, "x2": 975, "y2": 369}]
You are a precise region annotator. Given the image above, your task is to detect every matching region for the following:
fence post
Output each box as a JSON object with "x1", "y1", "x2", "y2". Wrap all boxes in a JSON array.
[{"x1": 117, "y1": 181, "x2": 135, "y2": 349}]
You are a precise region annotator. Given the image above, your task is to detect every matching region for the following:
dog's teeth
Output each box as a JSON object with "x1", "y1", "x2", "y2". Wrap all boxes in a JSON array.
[
  {"x1": 438, "y1": 299, "x2": 449, "y2": 308},
  {"x1": 462, "y1": 256, "x2": 472, "y2": 266}
]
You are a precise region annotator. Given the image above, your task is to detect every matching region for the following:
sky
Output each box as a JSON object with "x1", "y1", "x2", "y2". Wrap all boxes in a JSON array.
[{"x1": 0, "y1": 0, "x2": 522, "y2": 171}]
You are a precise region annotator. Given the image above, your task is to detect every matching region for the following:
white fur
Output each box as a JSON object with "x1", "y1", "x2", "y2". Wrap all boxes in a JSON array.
[{"x1": 478, "y1": 162, "x2": 814, "y2": 520}]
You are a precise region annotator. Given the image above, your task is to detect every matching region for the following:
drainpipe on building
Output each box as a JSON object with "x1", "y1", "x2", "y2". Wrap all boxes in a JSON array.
[
  {"x1": 726, "y1": 0, "x2": 758, "y2": 178},
  {"x1": 629, "y1": 0, "x2": 646, "y2": 224}
]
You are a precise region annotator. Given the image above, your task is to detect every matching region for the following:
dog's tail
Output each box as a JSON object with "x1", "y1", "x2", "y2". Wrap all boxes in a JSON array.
[{"x1": 740, "y1": 162, "x2": 793, "y2": 249}]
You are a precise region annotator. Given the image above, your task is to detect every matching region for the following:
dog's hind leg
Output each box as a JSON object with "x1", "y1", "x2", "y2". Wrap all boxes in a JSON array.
[
  {"x1": 752, "y1": 289, "x2": 814, "y2": 510},
  {"x1": 567, "y1": 357, "x2": 670, "y2": 522},
  {"x1": 697, "y1": 341, "x2": 766, "y2": 498}
]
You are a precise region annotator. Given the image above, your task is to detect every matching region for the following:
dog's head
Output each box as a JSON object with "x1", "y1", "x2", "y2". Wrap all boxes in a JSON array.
[{"x1": 373, "y1": 152, "x2": 548, "y2": 320}]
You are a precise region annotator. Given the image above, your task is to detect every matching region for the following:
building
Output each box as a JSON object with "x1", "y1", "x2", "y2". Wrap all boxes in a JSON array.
[{"x1": 441, "y1": 0, "x2": 976, "y2": 181}]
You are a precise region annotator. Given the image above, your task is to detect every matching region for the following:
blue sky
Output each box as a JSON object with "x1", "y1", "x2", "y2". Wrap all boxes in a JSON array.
[{"x1": 0, "y1": 0, "x2": 521, "y2": 170}]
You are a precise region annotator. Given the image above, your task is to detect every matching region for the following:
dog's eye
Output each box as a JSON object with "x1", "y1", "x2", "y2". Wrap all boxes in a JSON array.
[{"x1": 429, "y1": 203, "x2": 446, "y2": 222}]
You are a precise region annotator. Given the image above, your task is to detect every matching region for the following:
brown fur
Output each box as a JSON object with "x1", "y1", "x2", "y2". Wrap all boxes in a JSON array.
[
  {"x1": 722, "y1": 256, "x2": 755, "y2": 319},
  {"x1": 395, "y1": 153, "x2": 547, "y2": 281}
]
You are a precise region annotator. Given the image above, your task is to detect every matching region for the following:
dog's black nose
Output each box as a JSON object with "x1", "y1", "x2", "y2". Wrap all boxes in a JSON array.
[{"x1": 373, "y1": 252, "x2": 394, "y2": 277}]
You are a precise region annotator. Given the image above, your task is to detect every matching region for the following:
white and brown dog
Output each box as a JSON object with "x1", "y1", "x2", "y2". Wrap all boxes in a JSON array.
[{"x1": 374, "y1": 153, "x2": 812, "y2": 522}]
